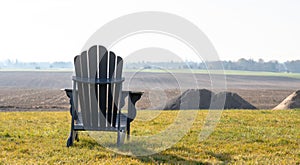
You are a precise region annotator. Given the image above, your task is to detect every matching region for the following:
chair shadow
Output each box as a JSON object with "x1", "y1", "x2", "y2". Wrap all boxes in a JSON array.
[
  {"x1": 78, "y1": 137, "x2": 232, "y2": 164},
  {"x1": 137, "y1": 153, "x2": 211, "y2": 165},
  {"x1": 135, "y1": 145, "x2": 232, "y2": 164}
]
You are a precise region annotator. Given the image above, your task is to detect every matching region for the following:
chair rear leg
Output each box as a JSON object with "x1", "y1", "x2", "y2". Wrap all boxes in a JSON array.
[
  {"x1": 121, "y1": 130, "x2": 126, "y2": 144},
  {"x1": 75, "y1": 131, "x2": 79, "y2": 142},
  {"x1": 117, "y1": 130, "x2": 120, "y2": 146},
  {"x1": 117, "y1": 130, "x2": 126, "y2": 146},
  {"x1": 126, "y1": 121, "x2": 131, "y2": 141}
]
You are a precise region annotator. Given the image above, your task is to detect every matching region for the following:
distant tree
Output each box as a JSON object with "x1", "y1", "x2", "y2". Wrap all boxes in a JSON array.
[
  {"x1": 258, "y1": 58, "x2": 264, "y2": 63},
  {"x1": 285, "y1": 60, "x2": 300, "y2": 73}
]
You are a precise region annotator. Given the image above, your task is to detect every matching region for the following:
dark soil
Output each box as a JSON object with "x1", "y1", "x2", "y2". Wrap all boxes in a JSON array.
[{"x1": 0, "y1": 71, "x2": 299, "y2": 111}]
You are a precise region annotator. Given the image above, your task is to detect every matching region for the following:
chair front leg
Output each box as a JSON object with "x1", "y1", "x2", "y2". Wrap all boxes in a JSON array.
[
  {"x1": 64, "y1": 89, "x2": 78, "y2": 146},
  {"x1": 126, "y1": 91, "x2": 143, "y2": 140},
  {"x1": 67, "y1": 115, "x2": 75, "y2": 147}
]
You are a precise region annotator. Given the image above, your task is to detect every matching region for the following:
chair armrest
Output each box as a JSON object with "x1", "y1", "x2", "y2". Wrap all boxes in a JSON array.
[
  {"x1": 62, "y1": 89, "x2": 78, "y2": 120},
  {"x1": 121, "y1": 91, "x2": 143, "y2": 123},
  {"x1": 62, "y1": 88, "x2": 73, "y2": 98}
]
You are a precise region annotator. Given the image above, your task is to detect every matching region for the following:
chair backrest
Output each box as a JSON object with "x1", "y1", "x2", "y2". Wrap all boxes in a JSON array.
[{"x1": 73, "y1": 45, "x2": 123, "y2": 129}]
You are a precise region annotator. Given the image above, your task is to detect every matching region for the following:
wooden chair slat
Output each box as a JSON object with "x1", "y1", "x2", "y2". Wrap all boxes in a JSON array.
[
  {"x1": 107, "y1": 51, "x2": 116, "y2": 126},
  {"x1": 80, "y1": 51, "x2": 91, "y2": 127},
  {"x1": 98, "y1": 45, "x2": 108, "y2": 127},
  {"x1": 112, "y1": 56, "x2": 123, "y2": 127},
  {"x1": 88, "y1": 46, "x2": 99, "y2": 128},
  {"x1": 74, "y1": 55, "x2": 83, "y2": 122}
]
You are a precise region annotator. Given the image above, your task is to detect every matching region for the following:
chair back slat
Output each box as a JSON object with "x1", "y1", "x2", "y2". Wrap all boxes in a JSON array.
[
  {"x1": 98, "y1": 46, "x2": 108, "y2": 128},
  {"x1": 80, "y1": 51, "x2": 91, "y2": 127},
  {"x1": 112, "y1": 56, "x2": 123, "y2": 127},
  {"x1": 88, "y1": 46, "x2": 99, "y2": 128},
  {"x1": 74, "y1": 55, "x2": 83, "y2": 118},
  {"x1": 107, "y1": 52, "x2": 116, "y2": 126}
]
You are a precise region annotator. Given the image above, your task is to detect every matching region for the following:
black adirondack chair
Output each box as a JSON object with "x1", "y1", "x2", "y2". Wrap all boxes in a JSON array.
[{"x1": 65, "y1": 45, "x2": 142, "y2": 147}]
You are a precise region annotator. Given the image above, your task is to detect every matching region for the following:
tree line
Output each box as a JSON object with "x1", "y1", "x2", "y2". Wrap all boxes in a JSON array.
[
  {"x1": 125, "y1": 58, "x2": 300, "y2": 73},
  {"x1": 1, "y1": 58, "x2": 300, "y2": 73},
  {"x1": 212, "y1": 59, "x2": 300, "y2": 73}
]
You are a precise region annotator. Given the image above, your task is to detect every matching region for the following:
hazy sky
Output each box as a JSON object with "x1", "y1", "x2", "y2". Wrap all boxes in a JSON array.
[{"x1": 0, "y1": 0, "x2": 299, "y2": 62}]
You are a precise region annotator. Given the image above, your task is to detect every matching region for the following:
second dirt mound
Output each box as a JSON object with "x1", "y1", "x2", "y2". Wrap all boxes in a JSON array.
[
  {"x1": 163, "y1": 89, "x2": 257, "y2": 110},
  {"x1": 212, "y1": 92, "x2": 257, "y2": 109},
  {"x1": 273, "y1": 90, "x2": 300, "y2": 110}
]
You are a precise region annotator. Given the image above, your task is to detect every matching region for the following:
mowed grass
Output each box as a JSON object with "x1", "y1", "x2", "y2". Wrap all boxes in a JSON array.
[{"x1": 0, "y1": 110, "x2": 299, "y2": 164}]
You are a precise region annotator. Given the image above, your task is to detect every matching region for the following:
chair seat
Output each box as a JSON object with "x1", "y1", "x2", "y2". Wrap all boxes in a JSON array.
[{"x1": 74, "y1": 112, "x2": 128, "y2": 131}]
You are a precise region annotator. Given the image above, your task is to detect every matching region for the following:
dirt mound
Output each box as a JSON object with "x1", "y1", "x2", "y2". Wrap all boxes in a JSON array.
[
  {"x1": 273, "y1": 90, "x2": 300, "y2": 110},
  {"x1": 162, "y1": 89, "x2": 213, "y2": 110},
  {"x1": 212, "y1": 92, "x2": 257, "y2": 109},
  {"x1": 163, "y1": 89, "x2": 257, "y2": 110}
]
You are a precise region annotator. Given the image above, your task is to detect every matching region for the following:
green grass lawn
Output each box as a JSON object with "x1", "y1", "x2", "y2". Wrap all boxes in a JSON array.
[{"x1": 0, "y1": 110, "x2": 299, "y2": 164}]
